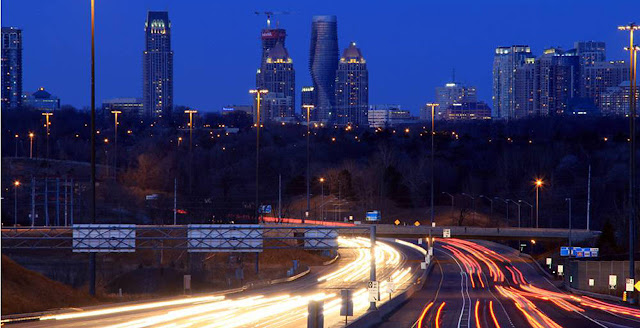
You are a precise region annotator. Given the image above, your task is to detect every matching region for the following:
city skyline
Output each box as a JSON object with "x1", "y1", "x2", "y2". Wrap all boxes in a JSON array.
[{"x1": 0, "y1": 0, "x2": 637, "y2": 115}]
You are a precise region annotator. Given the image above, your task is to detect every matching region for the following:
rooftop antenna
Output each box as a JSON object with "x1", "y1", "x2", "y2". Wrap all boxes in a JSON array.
[{"x1": 254, "y1": 11, "x2": 291, "y2": 29}]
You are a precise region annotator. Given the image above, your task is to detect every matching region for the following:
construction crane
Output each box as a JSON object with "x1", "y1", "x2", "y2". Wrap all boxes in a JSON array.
[{"x1": 254, "y1": 11, "x2": 290, "y2": 29}]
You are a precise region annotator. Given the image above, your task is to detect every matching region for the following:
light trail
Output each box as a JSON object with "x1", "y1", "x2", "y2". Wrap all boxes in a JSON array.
[
  {"x1": 416, "y1": 302, "x2": 434, "y2": 328},
  {"x1": 474, "y1": 300, "x2": 481, "y2": 328},
  {"x1": 435, "y1": 302, "x2": 446, "y2": 328},
  {"x1": 489, "y1": 301, "x2": 501, "y2": 328}
]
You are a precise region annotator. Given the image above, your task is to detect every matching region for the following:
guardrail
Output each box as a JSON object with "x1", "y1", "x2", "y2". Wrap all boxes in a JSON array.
[{"x1": 376, "y1": 225, "x2": 600, "y2": 241}]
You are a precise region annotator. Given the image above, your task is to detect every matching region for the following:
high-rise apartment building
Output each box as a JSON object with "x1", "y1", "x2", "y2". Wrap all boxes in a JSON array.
[
  {"x1": 575, "y1": 41, "x2": 606, "y2": 97},
  {"x1": 259, "y1": 42, "x2": 295, "y2": 120},
  {"x1": 143, "y1": 11, "x2": 173, "y2": 120},
  {"x1": 492, "y1": 45, "x2": 534, "y2": 119},
  {"x1": 256, "y1": 25, "x2": 286, "y2": 90},
  {"x1": 435, "y1": 81, "x2": 477, "y2": 119},
  {"x1": 335, "y1": 42, "x2": 368, "y2": 126},
  {"x1": 2, "y1": 27, "x2": 22, "y2": 109},
  {"x1": 309, "y1": 16, "x2": 339, "y2": 122},
  {"x1": 583, "y1": 60, "x2": 629, "y2": 109},
  {"x1": 514, "y1": 58, "x2": 536, "y2": 118},
  {"x1": 600, "y1": 81, "x2": 640, "y2": 116},
  {"x1": 533, "y1": 48, "x2": 580, "y2": 116},
  {"x1": 445, "y1": 102, "x2": 492, "y2": 120}
]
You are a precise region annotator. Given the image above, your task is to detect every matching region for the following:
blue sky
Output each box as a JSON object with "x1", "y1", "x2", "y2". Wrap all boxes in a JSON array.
[{"x1": 2, "y1": 0, "x2": 638, "y2": 114}]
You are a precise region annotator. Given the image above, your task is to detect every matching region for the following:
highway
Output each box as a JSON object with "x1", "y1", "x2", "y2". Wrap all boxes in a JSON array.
[
  {"x1": 381, "y1": 239, "x2": 640, "y2": 328},
  {"x1": 5, "y1": 237, "x2": 425, "y2": 328}
]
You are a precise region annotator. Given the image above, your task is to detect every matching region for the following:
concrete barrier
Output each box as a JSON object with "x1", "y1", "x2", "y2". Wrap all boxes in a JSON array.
[{"x1": 345, "y1": 261, "x2": 435, "y2": 328}]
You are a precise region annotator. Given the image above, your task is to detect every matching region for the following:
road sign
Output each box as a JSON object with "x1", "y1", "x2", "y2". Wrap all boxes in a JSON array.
[
  {"x1": 609, "y1": 275, "x2": 617, "y2": 289},
  {"x1": 589, "y1": 278, "x2": 595, "y2": 287},
  {"x1": 394, "y1": 219, "x2": 400, "y2": 226},
  {"x1": 626, "y1": 279, "x2": 635, "y2": 292},
  {"x1": 387, "y1": 278, "x2": 396, "y2": 293},
  {"x1": 443, "y1": 229, "x2": 451, "y2": 238},
  {"x1": 557, "y1": 264, "x2": 564, "y2": 276},
  {"x1": 545, "y1": 258, "x2": 552, "y2": 268},
  {"x1": 72, "y1": 224, "x2": 136, "y2": 252},
  {"x1": 635, "y1": 280, "x2": 640, "y2": 292},
  {"x1": 366, "y1": 211, "x2": 381, "y2": 221},
  {"x1": 305, "y1": 228, "x2": 338, "y2": 249},
  {"x1": 188, "y1": 225, "x2": 263, "y2": 252},
  {"x1": 340, "y1": 289, "x2": 353, "y2": 317},
  {"x1": 414, "y1": 221, "x2": 420, "y2": 226},
  {"x1": 368, "y1": 281, "x2": 380, "y2": 302},
  {"x1": 259, "y1": 205, "x2": 272, "y2": 214},
  {"x1": 560, "y1": 246, "x2": 599, "y2": 257}
]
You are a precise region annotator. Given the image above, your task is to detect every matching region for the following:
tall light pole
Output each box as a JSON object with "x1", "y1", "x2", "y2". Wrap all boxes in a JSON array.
[
  {"x1": 426, "y1": 103, "x2": 439, "y2": 248},
  {"x1": 319, "y1": 177, "x2": 325, "y2": 221},
  {"x1": 303, "y1": 104, "x2": 314, "y2": 223},
  {"x1": 494, "y1": 197, "x2": 509, "y2": 225},
  {"x1": 42, "y1": 112, "x2": 53, "y2": 158},
  {"x1": 619, "y1": 22, "x2": 639, "y2": 305},
  {"x1": 250, "y1": 88, "x2": 268, "y2": 222},
  {"x1": 14, "y1": 134, "x2": 19, "y2": 157},
  {"x1": 184, "y1": 109, "x2": 198, "y2": 193},
  {"x1": 461, "y1": 193, "x2": 476, "y2": 224},
  {"x1": 566, "y1": 198, "x2": 572, "y2": 250},
  {"x1": 519, "y1": 200, "x2": 533, "y2": 227},
  {"x1": 111, "y1": 110, "x2": 121, "y2": 179},
  {"x1": 29, "y1": 132, "x2": 34, "y2": 158},
  {"x1": 14, "y1": 181, "x2": 20, "y2": 226},
  {"x1": 509, "y1": 199, "x2": 521, "y2": 228},
  {"x1": 535, "y1": 179, "x2": 543, "y2": 228},
  {"x1": 89, "y1": 0, "x2": 97, "y2": 297}
]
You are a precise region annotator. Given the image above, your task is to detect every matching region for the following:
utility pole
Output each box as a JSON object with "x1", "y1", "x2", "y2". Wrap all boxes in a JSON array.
[
  {"x1": 618, "y1": 22, "x2": 639, "y2": 305},
  {"x1": 44, "y1": 178, "x2": 49, "y2": 226},
  {"x1": 184, "y1": 109, "x2": 197, "y2": 193},
  {"x1": 535, "y1": 179, "x2": 543, "y2": 228},
  {"x1": 250, "y1": 88, "x2": 268, "y2": 223},
  {"x1": 173, "y1": 178, "x2": 177, "y2": 225},
  {"x1": 586, "y1": 164, "x2": 591, "y2": 231},
  {"x1": 111, "y1": 110, "x2": 121, "y2": 180},
  {"x1": 368, "y1": 225, "x2": 377, "y2": 312},
  {"x1": 303, "y1": 104, "x2": 314, "y2": 223},
  {"x1": 89, "y1": 0, "x2": 97, "y2": 296},
  {"x1": 426, "y1": 103, "x2": 439, "y2": 249},
  {"x1": 29, "y1": 132, "x2": 34, "y2": 158},
  {"x1": 30, "y1": 176, "x2": 35, "y2": 226},
  {"x1": 56, "y1": 178, "x2": 60, "y2": 226}
]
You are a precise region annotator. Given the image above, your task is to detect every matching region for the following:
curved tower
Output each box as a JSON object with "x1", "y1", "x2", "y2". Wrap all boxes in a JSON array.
[{"x1": 309, "y1": 15, "x2": 338, "y2": 122}]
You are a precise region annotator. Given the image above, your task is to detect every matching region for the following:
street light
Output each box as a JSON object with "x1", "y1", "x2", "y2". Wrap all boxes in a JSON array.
[
  {"x1": 426, "y1": 103, "x2": 439, "y2": 248},
  {"x1": 534, "y1": 179, "x2": 543, "y2": 228},
  {"x1": 302, "y1": 104, "x2": 315, "y2": 222},
  {"x1": 185, "y1": 109, "x2": 198, "y2": 193},
  {"x1": 618, "y1": 22, "x2": 639, "y2": 305},
  {"x1": 509, "y1": 199, "x2": 521, "y2": 228},
  {"x1": 14, "y1": 134, "x2": 19, "y2": 157},
  {"x1": 29, "y1": 132, "x2": 34, "y2": 158},
  {"x1": 13, "y1": 180, "x2": 20, "y2": 226},
  {"x1": 42, "y1": 112, "x2": 53, "y2": 158},
  {"x1": 250, "y1": 88, "x2": 268, "y2": 222},
  {"x1": 319, "y1": 177, "x2": 325, "y2": 220},
  {"x1": 89, "y1": 0, "x2": 97, "y2": 297},
  {"x1": 566, "y1": 198, "x2": 572, "y2": 251},
  {"x1": 479, "y1": 195, "x2": 493, "y2": 215},
  {"x1": 111, "y1": 110, "x2": 121, "y2": 179},
  {"x1": 494, "y1": 197, "x2": 509, "y2": 226},
  {"x1": 519, "y1": 200, "x2": 534, "y2": 227},
  {"x1": 461, "y1": 193, "x2": 476, "y2": 225}
]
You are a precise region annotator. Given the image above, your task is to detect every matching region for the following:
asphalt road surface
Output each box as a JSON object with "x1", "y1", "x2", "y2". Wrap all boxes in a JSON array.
[
  {"x1": 4, "y1": 237, "x2": 425, "y2": 328},
  {"x1": 379, "y1": 239, "x2": 640, "y2": 328}
]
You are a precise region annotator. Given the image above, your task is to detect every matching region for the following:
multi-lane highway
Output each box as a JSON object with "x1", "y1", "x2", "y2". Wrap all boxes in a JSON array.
[
  {"x1": 5, "y1": 237, "x2": 424, "y2": 328},
  {"x1": 383, "y1": 239, "x2": 640, "y2": 328}
]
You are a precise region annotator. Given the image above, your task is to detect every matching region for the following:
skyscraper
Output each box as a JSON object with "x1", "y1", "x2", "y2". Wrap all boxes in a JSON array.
[
  {"x1": 533, "y1": 48, "x2": 580, "y2": 116},
  {"x1": 514, "y1": 58, "x2": 536, "y2": 118},
  {"x1": 309, "y1": 15, "x2": 339, "y2": 122},
  {"x1": 143, "y1": 11, "x2": 173, "y2": 120},
  {"x1": 2, "y1": 27, "x2": 22, "y2": 109},
  {"x1": 335, "y1": 42, "x2": 368, "y2": 126},
  {"x1": 492, "y1": 45, "x2": 534, "y2": 119},
  {"x1": 434, "y1": 81, "x2": 477, "y2": 119},
  {"x1": 583, "y1": 60, "x2": 629, "y2": 110},
  {"x1": 256, "y1": 26, "x2": 286, "y2": 89},
  {"x1": 301, "y1": 86, "x2": 316, "y2": 120},
  {"x1": 260, "y1": 42, "x2": 295, "y2": 121},
  {"x1": 575, "y1": 41, "x2": 606, "y2": 98}
]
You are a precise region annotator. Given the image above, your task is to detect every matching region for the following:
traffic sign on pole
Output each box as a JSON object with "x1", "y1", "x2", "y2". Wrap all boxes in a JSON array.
[{"x1": 368, "y1": 281, "x2": 380, "y2": 302}]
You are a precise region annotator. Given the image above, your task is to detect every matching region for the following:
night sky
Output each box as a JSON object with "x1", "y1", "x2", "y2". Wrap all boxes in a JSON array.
[{"x1": 2, "y1": 0, "x2": 638, "y2": 114}]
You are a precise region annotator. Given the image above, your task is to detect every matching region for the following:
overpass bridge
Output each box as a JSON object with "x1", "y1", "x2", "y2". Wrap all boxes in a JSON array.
[{"x1": 373, "y1": 224, "x2": 600, "y2": 241}]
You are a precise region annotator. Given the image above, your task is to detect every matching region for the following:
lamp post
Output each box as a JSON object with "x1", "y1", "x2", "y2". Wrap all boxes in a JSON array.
[
  {"x1": 566, "y1": 198, "x2": 572, "y2": 250},
  {"x1": 302, "y1": 104, "x2": 314, "y2": 223},
  {"x1": 89, "y1": 0, "x2": 97, "y2": 297},
  {"x1": 319, "y1": 177, "x2": 325, "y2": 221},
  {"x1": 184, "y1": 109, "x2": 198, "y2": 193},
  {"x1": 618, "y1": 22, "x2": 639, "y2": 305},
  {"x1": 14, "y1": 134, "x2": 19, "y2": 157},
  {"x1": 479, "y1": 195, "x2": 494, "y2": 226},
  {"x1": 461, "y1": 193, "x2": 476, "y2": 224},
  {"x1": 519, "y1": 200, "x2": 533, "y2": 227},
  {"x1": 250, "y1": 88, "x2": 268, "y2": 222},
  {"x1": 426, "y1": 103, "x2": 439, "y2": 249},
  {"x1": 535, "y1": 179, "x2": 543, "y2": 228},
  {"x1": 494, "y1": 197, "x2": 509, "y2": 226},
  {"x1": 13, "y1": 181, "x2": 20, "y2": 226},
  {"x1": 509, "y1": 199, "x2": 521, "y2": 228},
  {"x1": 29, "y1": 132, "x2": 34, "y2": 158},
  {"x1": 103, "y1": 138, "x2": 109, "y2": 176},
  {"x1": 42, "y1": 112, "x2": 53, "y2": 158},
  {"x1": 111, "y1": 110, "x2": 121, "y2": 179}
]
